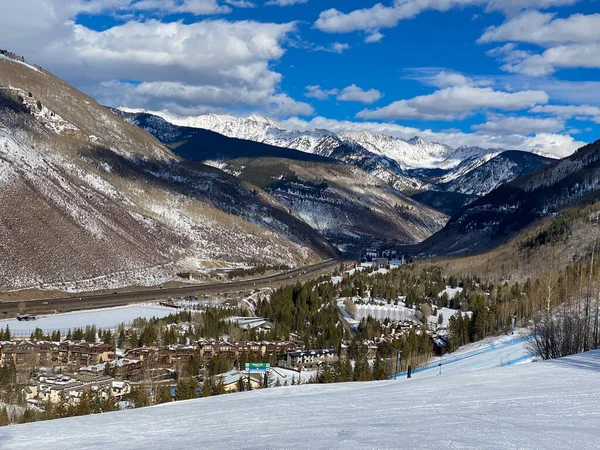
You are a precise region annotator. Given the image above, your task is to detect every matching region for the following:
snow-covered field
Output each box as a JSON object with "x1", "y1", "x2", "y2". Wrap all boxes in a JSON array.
[
  {"x1": 0, "y1": 304, "x2": 176, "y2": 335},
  {"x1": 2, "y1": 350, "x2": 599, "y2": 449}
]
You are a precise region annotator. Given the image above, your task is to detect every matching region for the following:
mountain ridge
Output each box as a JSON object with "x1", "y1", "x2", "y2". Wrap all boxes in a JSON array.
[{"x1": 0, "y1": 56, "x2": 340, "y2": 292}]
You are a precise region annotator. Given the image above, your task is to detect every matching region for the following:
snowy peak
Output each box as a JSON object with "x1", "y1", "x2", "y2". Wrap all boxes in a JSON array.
[
  {"x1": 116, "y1": 108, "x2": 565, "y2": 199},
  {"x1": 341, "y1": 130, "x2": 455, "y2": 170},
  {"x1": 531, "y1": 148, "x2": 562, "y2": 160},
  {"x1": 408, "y1": 136, "x2": 425, "y2": 146}
]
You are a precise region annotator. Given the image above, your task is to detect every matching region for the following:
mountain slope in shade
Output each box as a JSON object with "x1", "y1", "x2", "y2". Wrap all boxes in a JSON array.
[
  {"x1": 0, "y1": 55, "x2": 338, "y2": 292},
  {"x1": 419, "y1": 139, "x2": 600, "y2": 255},
  {"x1": 116, "y1": 111, "x2": 447, "y2": 253}
]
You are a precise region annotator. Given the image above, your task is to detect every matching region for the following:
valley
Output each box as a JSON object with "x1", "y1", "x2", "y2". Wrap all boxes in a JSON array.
[{"x1": 0, "y1": 24, "x2": 599, "y2": 449}]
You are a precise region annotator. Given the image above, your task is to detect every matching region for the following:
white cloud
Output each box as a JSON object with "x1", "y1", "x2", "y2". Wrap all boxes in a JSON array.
[
  {"x1": 472, "y1": 115, "x2": 564, "y2": 134},
  {"x1": 281, "y1": 116, "x2": 583, "y2": 157},
  {"x1": 314, "y1": 42, "x2": 350, "y2": 54},
  {"x1": 305, "y1": 85, "x2": 339, "y2": 100},
  {"x1": 225, "y1": 0, "x2": 256, "y2": 7},
  {"x1": 481, "y1": 12, "x2": 600, "y2": 76},
  {"x1": 479, "y1": 11, "x2": 600, "y2": 45},
  {"x1": 531, "y1": 104, "x2": 600, "y2": 117},
  {"x1": 357, "y1": 85, "x2": 548, "y2": 120},
  {"x1": 337, "y1": 85, "x2": 382, "y2": 104},
  {"x1": 489, "y1": 42, "x2": 600, "y2": 76},
  {"x1": 530, "y1": 105, "x2": 600, "y2": 124},
  {"x1": 484, "y1": 0, "x2": 578, "y2": 14},
  {"x1": 126, "y1": 0, "x2": 232, "y2": 14},
  {"x1": 265, "y1": 0, "x2": 308, "y2": 5},
  {"x1": 305, "y1": 84, "x2": 382, "y2": 104},
  {"x1": 365, "y1": 31, "x2": 384, "y2": 43},
  {"x1": 429, "y1": 71, "x2": 492, "y2": 88},
  {"x1": 0, "y1": 3, "x2": 313, "y2": 118},
  {"x1": 313, "y1": 0, "x2": 580, "y2": 41}
]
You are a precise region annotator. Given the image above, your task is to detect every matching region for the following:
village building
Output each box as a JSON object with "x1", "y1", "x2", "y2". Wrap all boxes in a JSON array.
[{"x1": 283, "y1": 349, "x2": 338, "y2": 370}]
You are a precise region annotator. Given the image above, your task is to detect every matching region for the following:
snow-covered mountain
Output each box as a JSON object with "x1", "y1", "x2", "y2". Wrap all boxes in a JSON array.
[
  {"x1": 119, "y1": 109, "x2": 524, "y2": 192},
  {"x1": 133, "y1": 108, "x2": 498, "y2": 171},
  {"x1": 435, "y1": 151, "x2": 554, "y2": 196},
  {"x1": 420, "y1": 139, "x2": 600, "y2": 255},
  {"x1": 339, "y1": 131, "x2": 454, "y2": 169},
  {"x1": 121, "y1": 109, "x2": 568, "y2": 199}
]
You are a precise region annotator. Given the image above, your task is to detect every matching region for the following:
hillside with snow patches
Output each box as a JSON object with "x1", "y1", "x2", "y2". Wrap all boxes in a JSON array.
[
  {"x1": 2, "y1": 349, "x2": 599, "y2": 449},
  {"x1": 119, "y1": 108, "x2": 563, "y2": 200},
  {"x1": 0, "y1": 55, "x2": 340, "y2": 292}
]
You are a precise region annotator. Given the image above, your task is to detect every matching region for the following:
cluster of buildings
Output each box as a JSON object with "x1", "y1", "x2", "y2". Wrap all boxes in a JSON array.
[
  {"x1": 0, "y1": 340, "x2": 113, "y2": 368},
  {"x1": 23, "y1": 370, "x2": 131, "y2": 406}
]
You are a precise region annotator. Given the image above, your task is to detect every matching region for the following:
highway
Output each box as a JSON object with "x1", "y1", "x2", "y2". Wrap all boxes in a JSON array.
[{"x1": 0, "y1": 258, "x2": 343, "y2": 318}]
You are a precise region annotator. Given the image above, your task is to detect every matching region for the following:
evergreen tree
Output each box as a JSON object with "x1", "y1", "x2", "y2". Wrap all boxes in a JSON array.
[
  {"x1": 130, "y1": 386, "x2": 151, "y2": 408},
  {"x1": 176, "y1": 378, "x2": 198, "y2": 401},
  {"x1": 0, "y1": 407, "x2": 9, "y2": 426},
  {"x1": 155, "y1": 385, "x2": 173, "y2": 404}
]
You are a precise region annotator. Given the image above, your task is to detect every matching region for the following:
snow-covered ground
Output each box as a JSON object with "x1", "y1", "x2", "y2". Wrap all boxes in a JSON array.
[
  {"x1": 429, "y1": 307, "x2": 471, "y2": 327},
  {"x1": 0, "y1": 304, "x2": 176, "y2": 336},
  {"x1": 397, "y1": 332, "x2": 536, "y2": 379},
  {"x1": 2, "y1": 350, "x2": 599, "y2": 449},
  {"x1": 438, "y1": 286, "x2": 464, "y2": 299}
]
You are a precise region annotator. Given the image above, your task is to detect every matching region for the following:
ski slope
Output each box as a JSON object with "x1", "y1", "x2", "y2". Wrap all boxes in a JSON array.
[
  {"x1": 396, "y1": 332, "x2": 536, "y2": 379},
  {"x1": 2, "y1": 351, "x2": 599, "y2": 449}
]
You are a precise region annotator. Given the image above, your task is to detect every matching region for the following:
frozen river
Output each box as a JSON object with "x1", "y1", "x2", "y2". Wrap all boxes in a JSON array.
[{"x1": 0, "y1": 304, "x2": 177, "y2": 336}]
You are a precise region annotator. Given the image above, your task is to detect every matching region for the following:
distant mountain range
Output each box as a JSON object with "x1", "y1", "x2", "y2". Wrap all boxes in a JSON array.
[
  {"x1": 118, "y1": 107, "x2": 559, "y2": 198},
  {"x1": 114, "y1": 111, "x2": 448, "y2": 255}
]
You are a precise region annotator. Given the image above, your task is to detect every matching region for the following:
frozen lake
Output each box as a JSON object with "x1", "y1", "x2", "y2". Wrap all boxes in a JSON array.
[{"x1": 0, "y1": 304, "x2": 177, "y2": 336}]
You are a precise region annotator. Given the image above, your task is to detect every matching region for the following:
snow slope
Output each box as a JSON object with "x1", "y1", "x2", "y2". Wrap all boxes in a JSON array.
[
  {"x1": 402, "y1": 333, "x2": 535, "y2": 378},
  {"x1": 3, "y1": 350, "x2": 599, "y2": 449}
]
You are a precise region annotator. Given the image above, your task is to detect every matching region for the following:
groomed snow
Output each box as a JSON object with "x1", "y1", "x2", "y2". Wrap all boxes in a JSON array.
[
  {"x1": 0, "y1": 304, "x2": 176, "y2": 336},
  {"x1": 403, "y1": 332, "x2": 536, "y2": 379},
  {"x1": 2, "y1": 351, "x2": 599, "y2": 449}
]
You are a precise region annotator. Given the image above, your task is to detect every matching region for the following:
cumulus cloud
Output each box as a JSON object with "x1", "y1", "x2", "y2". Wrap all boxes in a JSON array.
[
  {"x1": 305, "y1": 85, "x2": 339, "y2": 100},
  {"x1": 281, "y1": 116, "x2": 583, "y2": 157},
  {"x1": 488, "y1": 42, "x2": 600, "y2": 76},
  {"x1": 304, "y1": 85, "x2": 382, "y2": 104},
  {"x1": 530, "y1": 104, "x2": 600, "y2": 123},
  {"x1": 337, "y1": 85, "x2": 382, "y2": 104},
  {"x1": 313, "y1": 0, "x2": 580, "y2": 42},
  {"x1": 481, "y1": 12, "x2": 600, "y2": 76},
  {"x1": 479, "y1": 11, "x2": 600, "y2": 45},
  {"x1": 472, "y1": 115, "x2": 565, "y2": 134},
  {"x1": 0, "y1": 2, "x2": 313, "y2": 118},
  {"x1": 429, "y1": 71, "x2": 492, "y2": 88},
  {"x1": 265, "y1": 0, "x2": 308, "y2": 5},
  {"x1": 357, "y1": 85, "x2": 548, "y2": 121}
]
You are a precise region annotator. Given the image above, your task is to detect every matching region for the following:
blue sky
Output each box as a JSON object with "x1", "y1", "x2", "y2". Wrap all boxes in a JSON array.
[{"x1": 1, "y1": 0, "x2": 600, "y2": 155}]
